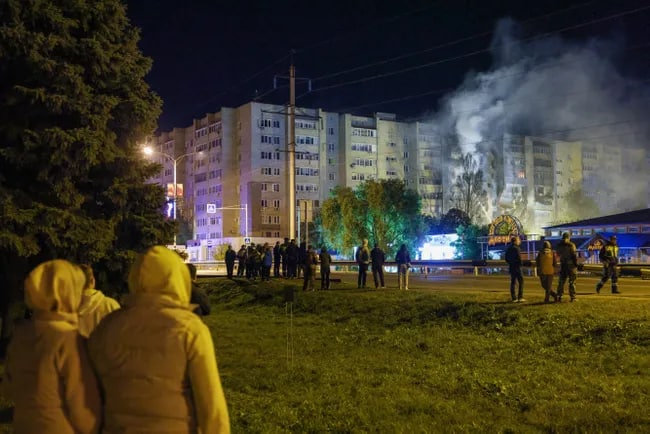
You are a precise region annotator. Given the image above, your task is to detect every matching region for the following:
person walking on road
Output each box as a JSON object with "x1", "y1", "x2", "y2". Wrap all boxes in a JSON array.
[
  {"x1": 395, "y1": 244, "x2": 411, "y2": 291},
  {"x1": 370, "y1": 243, "x2": 386, "y2": 289},
  {"x1": 596, "y1": 235, "x2": 621, "y2": 294},
  {"x1": 535, "y1": 241, "x2": 558, "y2": 303},
  {"x1": 556, "y1": 232, "x2": 579, "y2": 302},
  {"x1": 505, "y1": 236, "x2": 525, "y2": 302}
]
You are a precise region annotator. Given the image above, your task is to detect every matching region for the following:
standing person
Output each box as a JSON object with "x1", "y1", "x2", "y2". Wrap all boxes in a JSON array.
[
  {"x1": 319, "y1": 246, "x2": 332, "y2": 290},
  {"x1": 88, "y1": 246, "x2": 230, "y2": 434},
  {"x1": 395, "y1": 244, "x2": 411, "y2": 290},
  {"x1": 280, "y1": 237, "x2": 289, "y2": 277},
  {"x1": 273, "y1": 241, "x2": 281, "y2": 278},
  {"x1": 224, "y1": 245, "x2": 237, "y2": 279},
  {"x1": 236, "y1": 245, "x2": 247, "y2": 277},
  {"x1": 370, "y1": 243, "x2": 386, "y2": 289},
  {"x1": 78, "y1": 264, "x2": 121, "y2": 338},
  {"x1": 596, "y1": 235, "x2": 621, "y2": 294},
  {"x1": 187, "y1": 263, "x2": 211, "y2": 316},
  {"x1": 1, "y1": 260, "x2": 101, "y2": 434},
  {"x1": 297, "y1": 241, "x2": 307, "y2": 279},
  {"x1": 302, "y1": 245, "x2": 318, "y2": 291},
  {"x1": 262, "y1": 243, "x2": 273, "y2": 282},
  {"x1": 505, "y1": 236, "x2": 525, "y2": 302},
  {"x1": 556, "y1": 232, "x2": 579, "y2": 302},
  {"x1": 355, "y1": 238, "x2": 371, "y2": 289},
  {"x1": 246, "y1": 243, "x2": 259, "y2": 280},
  {"x1": 535, "y1": 241, "x2": 558, "y2": 303},
  {"x1": 287, "y1": 239, "x2": 299, "y2": 279}
]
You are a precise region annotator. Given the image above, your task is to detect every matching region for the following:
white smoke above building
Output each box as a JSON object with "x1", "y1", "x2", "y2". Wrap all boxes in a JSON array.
[{"x1": 432, "y1": 18, "x2": 650, "y2": 227}]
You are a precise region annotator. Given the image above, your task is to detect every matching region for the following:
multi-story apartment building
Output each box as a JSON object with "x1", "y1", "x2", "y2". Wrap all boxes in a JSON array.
[
  {"x1": 148, "y1": 102, "x2": 444, "y2": 260},
  {"x1": 147, "y1": 102, "x2": 647, "y2": 260}
]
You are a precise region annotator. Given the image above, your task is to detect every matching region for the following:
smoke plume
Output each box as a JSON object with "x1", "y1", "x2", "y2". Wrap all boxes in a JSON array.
[{"x1": 433, "y1": 18, "x2": 650, "y2": 227}]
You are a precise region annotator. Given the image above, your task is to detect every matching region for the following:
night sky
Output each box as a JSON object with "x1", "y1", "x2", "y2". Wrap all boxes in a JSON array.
[{"x1": 126, "y1": 0, "x2": 650, "y2": 132}]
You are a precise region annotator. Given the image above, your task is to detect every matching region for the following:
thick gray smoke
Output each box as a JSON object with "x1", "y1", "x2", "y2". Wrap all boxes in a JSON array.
[{"x1": 434, "y1": 18, "x2": 650, "y2": 226}]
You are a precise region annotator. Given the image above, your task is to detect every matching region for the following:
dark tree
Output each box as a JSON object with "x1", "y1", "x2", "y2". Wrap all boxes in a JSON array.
[
  {"x1": 321, "y1": 180, "x2": 426, "y2": 258},
  {"x1": 0, "y1": 0, "x2": 173, "y2": 352},
  {"x1": 439, "y1": 208, "x2": 471, "y2": 234},
  {"x1": 451, "y1": 153, "x2": 488, "y2": 223}
]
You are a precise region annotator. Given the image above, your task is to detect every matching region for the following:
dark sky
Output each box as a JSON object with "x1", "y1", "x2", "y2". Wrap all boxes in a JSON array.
[{"x1": 126, "y1": 0, "x2": 650, "y2": 132}]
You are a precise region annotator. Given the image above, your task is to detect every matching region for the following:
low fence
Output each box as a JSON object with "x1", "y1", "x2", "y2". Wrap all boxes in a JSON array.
[{"x1": 194, "y1": 260, "x2": 650, "y2": 278}]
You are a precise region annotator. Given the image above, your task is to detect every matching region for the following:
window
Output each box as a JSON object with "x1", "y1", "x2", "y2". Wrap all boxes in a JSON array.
[
  {"x1": 328, "y1": 127, "x2": 334, "y2": 135},
  {"x1": 353, "y1": 158, "x2": 374, "y2": 167},
  {"x1": 295, "y1": 120, "x2": 317, "y2": 129},
  {"x1": 328, "y1": 143, "x2": 335, "y2": 151},
  {"x1": 261, "y1": 135, "x2": 281, "y2": 145},
  {"x1": 351, "y1": 128, "x2": 376, "y2": 137},
  {"x1": 296, "y1": 135, "x2": 316, "y2": 145},
  {"x1": 273, "y1": 199, "x2": 281, "y2": 208},
  {"x1": 261, "y1": 199, "x2": 268, "y2": 208},
  {"x1": 328, "y1": 173, "x2": 335, "y2": 181},
  {"x1": 296, "y1": 167, "x2": 319, "y2": 176},
  {"x1": 351, "y1": 143, "x2": 375, "y2": 153},
  {"x1": 403, "y1": 151, "x2": 409, "y2": 158},
  {"x1": 261, "y1": 151, "x2": 280, "y2": 160},
  {"x1": 273, "y1": 183, "x2": 280, "y2": 192}
]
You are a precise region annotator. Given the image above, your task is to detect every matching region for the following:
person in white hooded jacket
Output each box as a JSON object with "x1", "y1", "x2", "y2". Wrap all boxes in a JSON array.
[
  {"x1": 1, "y1": 260, "x2": 101, "y2": 434},
  {"x1": 88, "y1": 245, "x2": 230, "y2": 434},
  {"x1": 78, "y1": 264, "x2": 120, "y2": 338}
]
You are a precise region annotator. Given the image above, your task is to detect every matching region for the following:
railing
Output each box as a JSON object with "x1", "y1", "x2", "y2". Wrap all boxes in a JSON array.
[{"x1": 194, "y1": 260, "x2": 650, "y2": 278}]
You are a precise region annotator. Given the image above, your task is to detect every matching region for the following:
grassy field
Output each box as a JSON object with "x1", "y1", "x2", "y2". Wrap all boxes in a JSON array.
[{"x1": 1, "y1": 274, "x2": 649, "y2": 433}]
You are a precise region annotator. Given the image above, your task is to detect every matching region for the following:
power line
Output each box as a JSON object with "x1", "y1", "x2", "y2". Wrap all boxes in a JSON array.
[
  {"x1": 296, "y1": 3, "x2": 650, "y2": 100},
  {"x1": 226, "y1": 1, "x2": 597, "y2": 111},
  {"x1": 310, "y1": 1, "x2": 595, "y2": 82},
  {"x1": 333, "y1": 44, "x2": 650, "y2": 114}
]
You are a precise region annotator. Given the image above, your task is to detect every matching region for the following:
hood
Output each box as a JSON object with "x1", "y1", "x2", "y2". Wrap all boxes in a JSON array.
[
  {"x1": 24, "y1": 259, "x2": 84, "y2": 317},
  {"x1": 78, "y1": 289, "x2": 108, "y2": 316},
  {"x1": 128, "y1": 246, "x2": 191, "y2": 305}
]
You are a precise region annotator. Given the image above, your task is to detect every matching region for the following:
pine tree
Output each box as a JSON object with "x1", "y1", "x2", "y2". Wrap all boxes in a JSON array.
[{"x1": 0, "y1": 0, "x2": 173, "y2": 350}]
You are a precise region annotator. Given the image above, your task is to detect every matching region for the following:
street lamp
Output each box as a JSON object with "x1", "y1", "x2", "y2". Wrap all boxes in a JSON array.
[{"x1": 143, "y1": 146, "x2": 198, "y2": 246}]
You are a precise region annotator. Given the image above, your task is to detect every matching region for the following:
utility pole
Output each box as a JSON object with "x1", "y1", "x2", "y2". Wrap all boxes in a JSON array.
[
  {"x1": 288, "y1": 63, "x2": 296, "y2": 240},
  {"x1": 273, "y1": 54, "x2": 313, "y2": 241}
]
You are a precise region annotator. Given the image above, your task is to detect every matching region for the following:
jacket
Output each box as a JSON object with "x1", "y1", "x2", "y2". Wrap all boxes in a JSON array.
[
  {"x1": 395, "y1": 248, "x2": 411, "y2": 266},
  {"x1": 505, "y1": 244, "x2": 522, "y2": 271},
  {"x1": 356, "y1": 241, "x2": 370, "y2": 265},
  {"x1": 599, "y1": 242, "x2": 619, "y2": 265},
  {"x1": 556, "y1": 239, "x2": 578, "y2": 268},
  {"x1": 78, "y1": 288, "x2": 120, "y2": 338},
  {"x1": 535, "y1": 244, "x2": 557, "y2": 275},
  {"x1": 88, "y1": 246, "x2": 230, "y2": 434},
  {"x1": 370, "y1": 247, "x2": 385, "y2": 267},
  {"x1": 2, "y1": 260, "x2": 101, "y2": 434}
]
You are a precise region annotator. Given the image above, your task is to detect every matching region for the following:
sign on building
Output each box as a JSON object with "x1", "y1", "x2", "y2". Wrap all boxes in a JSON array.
[{"x1": 207, "y1": 203, "x2": 217, "y2": 214}]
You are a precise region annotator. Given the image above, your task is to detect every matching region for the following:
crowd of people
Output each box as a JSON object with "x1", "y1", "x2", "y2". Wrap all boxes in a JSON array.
[
  {"x1": 1, "y1": 246, "x2": 230, "y2": 434},
  {"x1": 505, "y1": 232, "x2": 622, "y2": 304},
  {"x1": 226, "y1": 237, "x2": 414, "y2": 292}
]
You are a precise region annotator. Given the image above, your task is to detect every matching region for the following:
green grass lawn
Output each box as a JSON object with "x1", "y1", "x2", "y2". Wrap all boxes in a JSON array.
[{"x1": 1, "y1": 276, "x2": 649, "y2": 433}]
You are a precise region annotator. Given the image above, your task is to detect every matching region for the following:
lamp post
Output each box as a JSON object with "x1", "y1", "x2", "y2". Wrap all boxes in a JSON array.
[{"x1": 143, "y1": 147, "x2": 197, "y2": 246}]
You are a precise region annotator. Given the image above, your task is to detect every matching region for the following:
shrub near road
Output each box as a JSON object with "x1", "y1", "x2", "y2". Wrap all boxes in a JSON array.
[
  {"x1": 204, "y1": 277, "x2": 650, "y2": 433},
  {"x1": 1, "y1": 276, "x2": 648, "y2": 433}
]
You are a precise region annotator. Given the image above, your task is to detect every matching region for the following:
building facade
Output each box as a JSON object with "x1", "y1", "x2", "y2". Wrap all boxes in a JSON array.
[{"x1": 147, "y1": 102, "x2": 648, "y2": 260}]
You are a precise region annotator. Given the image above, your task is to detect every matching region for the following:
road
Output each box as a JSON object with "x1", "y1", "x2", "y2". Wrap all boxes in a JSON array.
[{"x1": 326, "y1": 271, "x2": 650, "y2": 300}]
